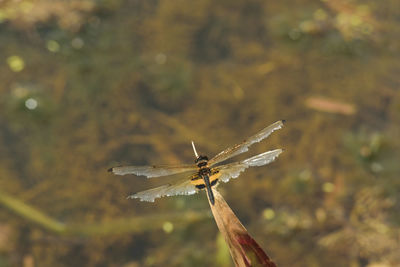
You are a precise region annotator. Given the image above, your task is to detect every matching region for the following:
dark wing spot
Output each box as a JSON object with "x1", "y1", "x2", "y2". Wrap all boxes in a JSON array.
[
  {"x1": 195, "y1": 184, "x2": 206, "y2": 189},
  {"x1": 211, "y1": 169, "x2": 219, "y2": 175},
  {"x1": 191, "y1": 175, "x2": 201, "y2": 181}
]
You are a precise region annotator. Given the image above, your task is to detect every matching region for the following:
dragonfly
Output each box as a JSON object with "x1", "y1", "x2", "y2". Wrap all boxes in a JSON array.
[{"x1": 108, "y1": 120, "x2": 285, "y2": 205}]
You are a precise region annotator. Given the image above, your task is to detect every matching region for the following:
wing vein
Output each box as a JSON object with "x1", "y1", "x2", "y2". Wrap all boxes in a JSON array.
[
  {"x1": 127, "y1": 179, "x2": 198, "y2": 202},
  {"x1": 108, "y1": 164, "x2": 197, "y2": 178},
  {"x1": 208, "y1": 120, "x2": 284, "y2": 166},
  {"x1": 216, "y1": 149, "x2": 283, "y2": 183}
]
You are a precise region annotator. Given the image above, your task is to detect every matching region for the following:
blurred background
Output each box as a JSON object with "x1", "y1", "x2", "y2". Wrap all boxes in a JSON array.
[{"x1": 0, "y1": 0, "x2": 399, "y2": 266}]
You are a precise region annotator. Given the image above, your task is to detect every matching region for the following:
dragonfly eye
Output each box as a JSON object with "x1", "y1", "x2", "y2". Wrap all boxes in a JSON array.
[{"x1": 195, "y1": 155, "x2": 208, "y2": 163}]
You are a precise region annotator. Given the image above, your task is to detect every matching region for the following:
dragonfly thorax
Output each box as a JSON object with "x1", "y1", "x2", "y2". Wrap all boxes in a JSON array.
[
  {"x1": 195, "y1": 155, "x2": 208, "y2": 168},
  {"x1": 198, "y1": 167, "x2": 211, "y2": 176}
]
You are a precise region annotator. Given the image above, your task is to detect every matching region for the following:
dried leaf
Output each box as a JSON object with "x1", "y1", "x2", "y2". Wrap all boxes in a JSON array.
[
  {"x1": 305, "y1": 96, "x2": 356, "y2": 115},
  {"x1": 208, "y1": 188, "x2": 277, "y2": 267}
]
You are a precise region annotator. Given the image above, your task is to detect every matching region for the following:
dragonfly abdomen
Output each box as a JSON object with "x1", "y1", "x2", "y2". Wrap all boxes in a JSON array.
[{"x1": 202, "y1": 174, "x2": 215, "y2": 204}]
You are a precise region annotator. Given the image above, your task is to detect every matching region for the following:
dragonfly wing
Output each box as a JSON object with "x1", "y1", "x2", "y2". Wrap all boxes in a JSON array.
[
  {"x1": 108, "y1": 164, "x2": 197, "y2": 178},
  {"x1": 208, "y1": 120, "x2": 284, "y2": 166},
  {"x1": 216, "y1": 149, "x2": 283, "y2": 183},
  {"x1": 128, "y1": 179, "x2": 198, "y2": 202}
]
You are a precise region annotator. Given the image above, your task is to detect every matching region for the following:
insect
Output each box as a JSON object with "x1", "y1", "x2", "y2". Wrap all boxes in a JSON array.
[{"x1": 108, "y1": 120, "x2": 285, "y2": 205}]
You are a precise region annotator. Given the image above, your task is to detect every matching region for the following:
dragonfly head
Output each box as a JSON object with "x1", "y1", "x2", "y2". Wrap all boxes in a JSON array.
[{"x1": 192, "y1": 141, "x2": 209, "y2": 166}]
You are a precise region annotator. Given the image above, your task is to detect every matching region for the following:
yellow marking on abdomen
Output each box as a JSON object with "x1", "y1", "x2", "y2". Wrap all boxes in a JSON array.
[
  {"x1": 191, "y1": 178, "x2": 205, "y2": 186},
  {"x1": 190, "y1": 171, "x2": 221, "y2": 186},
  {"x1": 209, "y1": 171, "x2": 221, "y2": 184}
]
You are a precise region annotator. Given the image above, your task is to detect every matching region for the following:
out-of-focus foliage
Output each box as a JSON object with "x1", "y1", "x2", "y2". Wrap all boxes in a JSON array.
[
  {"x1": 0, "y1": 0, "x2": 399, "y2": 266},
  {"x1": 0, "y1": 0, "x2": 96, "y2": 31}
]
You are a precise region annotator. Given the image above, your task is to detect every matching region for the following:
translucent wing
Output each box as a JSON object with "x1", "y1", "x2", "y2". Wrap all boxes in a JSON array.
[
  {"x1": 108, "y1": 164, "x2": 197, "y2": 178},
  {"x1": 215, "y1": 149, "x2": 283, "y2": 183},
  {"x1": 208, "y1": 120, "x2": 285, "y2": 166},
  {"x1": 127, "y1": 178, "x2": 198, "y2": 202}
]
